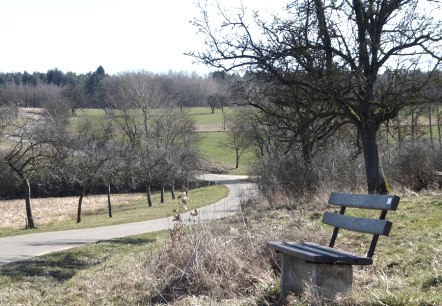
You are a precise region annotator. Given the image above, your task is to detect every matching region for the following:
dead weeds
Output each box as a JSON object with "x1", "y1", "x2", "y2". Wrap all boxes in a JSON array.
[{"x1": 0, "y1": 193, "x2": 143, "y2": 229}]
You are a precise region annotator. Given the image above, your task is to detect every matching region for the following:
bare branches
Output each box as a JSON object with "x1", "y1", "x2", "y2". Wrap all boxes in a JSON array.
[{"x1": 190, "y1": 0, "x2": 442, "y2": 193}]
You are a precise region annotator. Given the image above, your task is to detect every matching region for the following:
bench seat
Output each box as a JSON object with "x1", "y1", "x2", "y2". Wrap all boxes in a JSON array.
[{"x1": 268, "y1": 241, "x2": 372, "y2": 265}]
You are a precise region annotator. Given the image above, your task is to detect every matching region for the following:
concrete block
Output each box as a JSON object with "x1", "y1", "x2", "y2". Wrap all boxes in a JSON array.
[{"x1": 280, "y1": 254, "x2": 353, "y2": 301}]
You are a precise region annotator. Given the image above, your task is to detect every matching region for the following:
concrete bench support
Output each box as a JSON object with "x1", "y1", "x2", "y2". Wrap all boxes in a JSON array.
[{"x1": 280, "y1": 254, "x2": 352, "y2": 300}]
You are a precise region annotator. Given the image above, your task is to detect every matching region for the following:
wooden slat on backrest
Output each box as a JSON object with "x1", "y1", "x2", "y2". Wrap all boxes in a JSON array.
[
  {"x1": 328, "y1": 192, "x2": 400, "y2": 211},
  {"x1": 323, "y1": 212, "x2": 393, "y2": 236}
]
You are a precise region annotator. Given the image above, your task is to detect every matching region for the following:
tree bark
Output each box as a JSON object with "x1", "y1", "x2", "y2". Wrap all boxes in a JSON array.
[
  {"x1": 77, "y1": 188, "x2": 85, "y2": 223},
  {"x1": 235, "y1": 149, "x2": 240, "y2": 169},
  {"x1": 360, "y1": 124, "x2": 389, "y2": 194},
  {"x1": 146, "y1": 183, "x2": 152, "y2": 207},
  {"x1": 411, "y1": 109, "x2": 416, "y2": 141},
  {"x1": 160, "y1": 183, "x2": 165, "y2": 204},
  {"x1": 396, "y1": 117, "x2": 402, "y2": 148},
  {"x1": 428, "y1": 106, "x2": 434, "y2": 148},
  {"x1": 437, "y1": 106, "x2": 441, "y2": 149},
  {"x1": 171, "y1": 181, "x2": 176, "y2": 200},
  {"x1": 23, "y1": 178, "x2": 35, "y2": 229},
  {"x1": 107, "y1": 184, "x2": 112, "y2": 218},
  {"x1": 301, "y1": 141, "x2": 317, "y2": 192}
]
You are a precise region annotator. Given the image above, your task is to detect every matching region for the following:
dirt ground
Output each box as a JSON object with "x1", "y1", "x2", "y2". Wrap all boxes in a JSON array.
[{"x1": 0, "y1": 194, "x2": 143, "y2": 229}]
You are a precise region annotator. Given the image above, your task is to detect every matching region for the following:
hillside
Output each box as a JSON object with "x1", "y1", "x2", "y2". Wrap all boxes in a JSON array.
[{"x1": 0, "y1": 190, "x2": 441, "y2": 305}]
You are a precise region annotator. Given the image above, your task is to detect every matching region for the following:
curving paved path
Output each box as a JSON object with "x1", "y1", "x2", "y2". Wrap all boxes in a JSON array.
[{"x1": 0, "y1": 174, "x2": 255, "y2": 266}]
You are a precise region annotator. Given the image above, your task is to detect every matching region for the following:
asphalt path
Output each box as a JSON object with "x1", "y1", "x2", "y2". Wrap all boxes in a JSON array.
[{"x1": 0, "y1": 174, "x2": 255, "y2": 266}]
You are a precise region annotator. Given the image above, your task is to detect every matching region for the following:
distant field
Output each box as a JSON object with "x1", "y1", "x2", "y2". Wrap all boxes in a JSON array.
[
  {"x1": 197, "y1": 131, "x2": 256, "y2": 175},
  {"x1": 69, "y1": 107, "x2": 232, "y2": 132},
  {"x1": 16, "y1": 107, "x2": 258, "y2": 174},
  {"x1": 64, "y1": 107, "x2": 256, "y2": 174}
]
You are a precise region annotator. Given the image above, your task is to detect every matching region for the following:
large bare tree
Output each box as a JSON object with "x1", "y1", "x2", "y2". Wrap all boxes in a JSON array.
[
  {"x1": 190, "y1": 0, "x2": 442, "y2": 194},
  {"x1": 105, "y1": 72, "x2": 200, "y2": 206},
  {"x1": 0, "y1": 104, "x2": 60, "y2": 229}
]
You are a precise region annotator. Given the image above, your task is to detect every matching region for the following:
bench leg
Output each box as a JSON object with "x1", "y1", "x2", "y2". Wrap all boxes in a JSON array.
[{"x1": 280, "y1": 254, "x2": 353, "y2": 301}]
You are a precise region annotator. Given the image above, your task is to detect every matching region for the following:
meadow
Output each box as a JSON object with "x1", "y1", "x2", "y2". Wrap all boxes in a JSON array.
[
  {"x1": 1, "y1": 107, "x2": 441, "y2": 305},
  {"x1": 69, "y1": 107, "x2": 256, "y2": 174}
]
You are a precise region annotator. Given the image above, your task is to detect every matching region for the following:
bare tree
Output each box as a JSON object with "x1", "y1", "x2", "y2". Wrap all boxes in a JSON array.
[
  {"x1": 190, "y1": 0, "x2": 442, "y2": 194},
  {"x1": 151, "y1": 108, "x2": 200, "y2": 202},
  {"x1": 0, "y1": 106, "x2": 58, "y2": 229},
  {"x1": 52, "y1": 120, "x2": 116, "y2": 223},
  {"x1": 222, "y1": 110, "x2": 252, "y2": 169}
]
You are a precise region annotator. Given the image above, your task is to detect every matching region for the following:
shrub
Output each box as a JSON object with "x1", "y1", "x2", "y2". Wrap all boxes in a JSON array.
[
  {"x1": 147, "y1": 208, "x2": 327, "y2": 304},
  {"x1": 149, "y1": 222, "x2": 273, "y2": 303},
  {"x1": 314, "y1": 139, "x2": 366, "y2": 191},
  {"x1": 387, "y1": 141, "x2": 442, "y2": 191},
  {"x1": 0, "y1": 166, "x2": 21, "y2": 199},
  {"x1": 253, "y1": 138, "x2": 367, "y2": 202}
]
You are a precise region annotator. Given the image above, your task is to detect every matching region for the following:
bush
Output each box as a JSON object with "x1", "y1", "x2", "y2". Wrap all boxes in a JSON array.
[
  {"x1": 149, "y1": 222, "x2": 273, "y2": 303},
  {"x1": 0, "y1": 167, "x2": 21, "y2": 199},
  {"x1": 253, "y1": 138, "x2": 367, "y2": 202},
  {"x1": 315, "y1": 139, "x2": 366, "y2": 191},
  {"x1": 253, "y1": 149, "x2": 313, "y2": 200},
  {"x1": 147, "y1": 210, "x2": 328, "y2": 304},
  {"x1": 387, "y1": 141, "x2": 442, "y2": 191}
]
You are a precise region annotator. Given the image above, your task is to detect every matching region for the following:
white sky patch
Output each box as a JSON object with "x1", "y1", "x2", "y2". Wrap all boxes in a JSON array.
[
  {"x1": 0, "y1": 0, "x2": 217, "y2": 75},
  {"x1": 2, "y1": 0, "x2": 435, "y2": 75}
]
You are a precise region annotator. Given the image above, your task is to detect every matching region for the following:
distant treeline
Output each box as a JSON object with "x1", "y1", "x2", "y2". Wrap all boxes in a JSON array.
[{"x1": 0, "y1": 66, "x2": 240, "y2": 111}]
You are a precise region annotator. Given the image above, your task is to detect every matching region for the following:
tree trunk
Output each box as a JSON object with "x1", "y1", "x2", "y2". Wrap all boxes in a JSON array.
[
  {"x1": 360, "y1": 124, "x2": 389, "y2": 194},
  {"x1": 410, "y1": 108, "x2": 420, "y2": 141},
  {"x1": 8, "y1": 165, "x2": 35, "y2": 229},
  {"x1": 107, "y1": 184, "x2": 112, "y2": 218},
  {"x1": 301, "y1": 141, "x2": 317, "y2": 192},
  {"x1": 146, "y1": 183, "x2": 152, "y2": 207},
  {"x1": 23, "y1": 178, "x2": 35, "y2": 229},
  {"x1": 437, "y1": 107, "x2": 441, "y2": 149},
  {"x1": 77, "y1": 188, "x2": 85, "y2": 223},
  {"x1": 235, "y1": 149, "x2": 240, "y2": 169},
  {"x1": 171, "y1": 181, "x2": 176, "y2": 200},
  {"x1": 428, "y1": 106, "x2": 434, "y2": 148},
  {"x1": 160, "y1": 183, "x2": 165, "y2": 204},
  {"x1": 396, "y1": 117, "x2": 402, "y2": 148}
]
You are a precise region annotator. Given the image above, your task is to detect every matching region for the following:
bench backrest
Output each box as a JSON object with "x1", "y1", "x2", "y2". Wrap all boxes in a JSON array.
[{"x1": 324, "y1": 192, "x2": 400, "y2": 258}]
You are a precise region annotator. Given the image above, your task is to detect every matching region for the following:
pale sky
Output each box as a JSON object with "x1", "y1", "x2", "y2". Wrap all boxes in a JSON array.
[{"x1": 0, "y1": 0, "x2": 285, "y2": 76}]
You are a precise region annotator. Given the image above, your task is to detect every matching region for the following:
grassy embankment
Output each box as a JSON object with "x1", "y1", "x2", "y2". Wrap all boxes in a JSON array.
[{"x1": 0, "y1": 191, "x2": 441, "y2": 305}]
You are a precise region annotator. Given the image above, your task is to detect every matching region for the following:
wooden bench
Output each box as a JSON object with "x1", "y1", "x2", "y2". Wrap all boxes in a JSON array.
[{"x1": 268, "y1": 192, "x2": 400, "y2": 301}]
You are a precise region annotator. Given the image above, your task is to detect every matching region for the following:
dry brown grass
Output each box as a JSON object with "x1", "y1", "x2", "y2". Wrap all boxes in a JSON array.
[
  {"x1": 140, "y1": 203, "x2": 328, "y2": 304},
  {"x1": 2, "y1": 190, "x2": 441, "y2": 305},
  {"x1": 0, "y1": 193, "x2": 144, "y2": 229},
  {"x1": 45, "y1": 196, "x2": 330, "y2": 305}
]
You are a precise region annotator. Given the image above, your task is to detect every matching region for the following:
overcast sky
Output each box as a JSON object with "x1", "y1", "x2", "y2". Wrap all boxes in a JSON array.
[{"x1": 0, "y1": 0, "x2": 285, "y2": 76}]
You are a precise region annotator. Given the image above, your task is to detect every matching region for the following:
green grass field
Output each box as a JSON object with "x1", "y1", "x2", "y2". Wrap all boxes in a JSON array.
[
  {"x1": 57, "y1": 107, "x2": 257, "y2": 174},
  {"x1": 197, "y1": 131, "x2": 256, "y2": 175}
]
